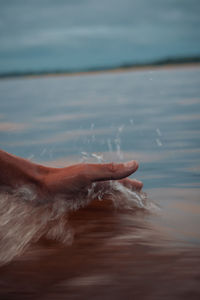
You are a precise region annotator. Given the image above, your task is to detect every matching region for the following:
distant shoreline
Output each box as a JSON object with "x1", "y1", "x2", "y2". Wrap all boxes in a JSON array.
[{"x1": 1, "y1": 56, "x2": 200, "y2": 79}]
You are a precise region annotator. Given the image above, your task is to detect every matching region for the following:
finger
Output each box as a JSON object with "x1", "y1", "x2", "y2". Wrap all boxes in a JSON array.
[
  {"x1": 84, "y1": 160, "x2": 139, "y2": 182},
  {"x1": 118, "y1": 178, "x2": 143, "y2": 191}
]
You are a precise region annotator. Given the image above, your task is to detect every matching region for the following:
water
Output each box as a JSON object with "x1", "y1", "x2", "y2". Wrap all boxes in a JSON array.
[
  {"x1": 0, "y1": 66, "x2": 200, "y2": 299},
  {"x1": 0, "y1": 182, "x2": 148, "y2": 265},
  {"x1": 0, "y1": 0, "x2": 200, "y2": 74}
]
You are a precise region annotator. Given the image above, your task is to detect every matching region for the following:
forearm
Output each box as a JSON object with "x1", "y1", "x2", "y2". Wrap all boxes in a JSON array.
[{"x1": 0, "y1": 150, "x2": 47, "y2": 191}]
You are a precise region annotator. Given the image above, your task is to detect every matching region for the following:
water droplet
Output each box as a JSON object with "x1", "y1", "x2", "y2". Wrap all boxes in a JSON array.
[
  {"x1": 156, "y1": 128, "x2": 162, "y2": 136},
  {"x1": 129, "y1": 119, "x2": 134, "y2": 125},
  {"x1": 156, "y1": 138, "x2": 162, "y2": 147},
  {"x1": 107, "y1": 139, "x2": 113, "y2": 153},
  {"x1": 40, "y1": 148, "x2": 47, "y2": 156},
  {"x1": 27, "y1": 154, "x2": 34, "y2": 161},
  {"x1": 118, "y1": 124, "x2": 125, "y2": 133},
  {"x1": 91, "y1": 153, "x2": 104, "y2": 163},
  {"x1": 90, "y1": 123, "x2": 95, "y2": 130}
]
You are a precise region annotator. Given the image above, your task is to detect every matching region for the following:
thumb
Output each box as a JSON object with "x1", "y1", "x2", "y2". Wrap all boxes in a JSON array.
[{"x1": 85, "y1": 160, "x2": 139, "y2": 182}]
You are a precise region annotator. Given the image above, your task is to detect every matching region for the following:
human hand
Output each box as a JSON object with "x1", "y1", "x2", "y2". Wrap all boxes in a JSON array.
[
  {"x1": 0, "y1": 150, "x2": 142, "y2": 203},
  {"x1": 43, "y1": 161, "x2": 143, "y2": 201}
]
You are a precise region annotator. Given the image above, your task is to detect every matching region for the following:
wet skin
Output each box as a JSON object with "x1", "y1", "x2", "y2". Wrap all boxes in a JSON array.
[{"x1": 0, "y1": 150, "x2": 143, "y2": 201}]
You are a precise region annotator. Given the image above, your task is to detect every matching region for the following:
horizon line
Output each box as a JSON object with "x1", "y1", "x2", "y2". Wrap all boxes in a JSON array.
[{"x1": 1, "y1": 55, "x2": 200, "y2": 79}]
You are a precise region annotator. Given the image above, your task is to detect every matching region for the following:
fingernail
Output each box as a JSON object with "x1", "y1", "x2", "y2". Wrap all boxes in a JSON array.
[
  {"x1": 135, "y1": 179, "x2": 143, "y2": 186},
  {"x1": 124, "y1": 160, "x2": 138, "y2": 169}
]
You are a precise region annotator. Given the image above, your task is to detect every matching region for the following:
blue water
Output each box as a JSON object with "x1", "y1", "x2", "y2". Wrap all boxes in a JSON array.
[
  {"x1": 1, "y1": 67, "x2": 200, "y2": 190},
  {"x1": 0, "y1": 66, "x2": 200, "y2": 299},
  {"x1": 0, "y1": 0, "x2": 200, "y2": 74}
]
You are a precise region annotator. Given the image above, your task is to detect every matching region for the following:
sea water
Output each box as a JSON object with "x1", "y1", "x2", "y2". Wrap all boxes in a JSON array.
[{"x1": 0, "y1": 67, "x2": 200, "y2": 299}]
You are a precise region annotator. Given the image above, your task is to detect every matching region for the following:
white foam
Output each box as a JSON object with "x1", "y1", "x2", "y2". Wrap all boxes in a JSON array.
[{"x1": 0, "y1": 167, "x2": 156, "y2": 266}]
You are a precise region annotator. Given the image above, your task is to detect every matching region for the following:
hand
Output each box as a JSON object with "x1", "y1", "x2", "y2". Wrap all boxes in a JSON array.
[
  {"x1": 43, "y1": 161, "x2": 143, "y2": 201},
  {"x1": 0, "y1": 150, "x2": 143, "y2": 203}
]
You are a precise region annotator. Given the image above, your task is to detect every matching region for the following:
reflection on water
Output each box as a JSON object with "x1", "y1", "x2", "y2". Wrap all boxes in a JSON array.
[
  {"x1": 0, "y1": 67, "x2": 200, "y2": 299},
  {"x1": 0, "y1": 121, "x2": 27, "y2": 132}
]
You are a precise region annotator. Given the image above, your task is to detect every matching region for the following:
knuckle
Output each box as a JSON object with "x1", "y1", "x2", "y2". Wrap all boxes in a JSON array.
[{"x1": 107, "y1": 162, "x2": 118, "y2": 173}]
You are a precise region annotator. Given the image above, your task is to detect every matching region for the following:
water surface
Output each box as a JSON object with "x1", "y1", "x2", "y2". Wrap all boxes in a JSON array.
[{"x1": 0, "y1": 66, "x2": 200, "y2": 299}]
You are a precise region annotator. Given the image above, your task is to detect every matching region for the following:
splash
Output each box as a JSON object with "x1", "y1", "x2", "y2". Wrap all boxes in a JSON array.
[
  {"x1": 0, "y1": 178, "x2": 155, "y2": 266},
  {"x1": 88, "y1": 181, "x2": 152, "y2": 212},
  {"x1": 0, "y1": 188, "x2": 73, "y2": 265}
]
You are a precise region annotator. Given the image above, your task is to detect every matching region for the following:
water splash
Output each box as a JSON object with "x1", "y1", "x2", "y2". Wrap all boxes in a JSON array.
[
  {"x1": 114, "y1": 137, "x2": 123, "y2": 160},
  {"x1": 118, "y1": 124, "x2": 125, "y2": 134},
  {"x1": 81, "y1": 151, "x2": 89, "y2": 162},
  {"x1": 0, "y1": 124, "x2": 157, "y2": 265},
  {"x1": 114, "y1": 124, "x2": 125, "y2": 160},
  {"x1": 88, "y1": 181, "x2": 149, "y2": 210},
  {"x1": 0, "y1": 189, "x2": 73, "y2": 265},
  {"x1": 91, "y1": 153, "x2": 104, "y2": 162},
  {"x1": 107, "y1": 138, "x2": 113, "y2": 153},
  {"x1": 156, "y1": 138, "x2": 162, "y2": 147},
  {"x1": 129, "y1": 118, "x2": 134, "y2": 125},
  {"x1": 156, "y1": 128, "x2": 162, "y2": 136},
  {"x1": 81, "y1": 151, "x2": 104, "y2": 163},
  {"x1": 27, "y1": 154, "x2": 34, "y2": 161},
  {"x1": 0, "y1": 178, "x2": 156, "y2": 266}
]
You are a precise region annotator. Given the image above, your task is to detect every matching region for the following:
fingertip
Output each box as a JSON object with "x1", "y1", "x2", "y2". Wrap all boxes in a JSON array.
[
  {"x1": 134, "y1": 160, "x2": 139, "y2": 170},
  {"x1": 124, "y1": 160, "x2": 139, "y2": 170},
  {"x1": 137, "y1": 180, "x2": 143, "y2": 190}
]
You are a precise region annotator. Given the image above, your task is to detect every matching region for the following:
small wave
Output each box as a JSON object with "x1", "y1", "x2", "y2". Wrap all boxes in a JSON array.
[{"x1": 0, "y1": 181, "x2": 156, "y2": 266}]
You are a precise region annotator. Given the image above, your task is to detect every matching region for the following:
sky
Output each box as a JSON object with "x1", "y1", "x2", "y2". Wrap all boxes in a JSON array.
[{"x1": 0, "y1": 0, "x2": 200, "y2": 73}]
